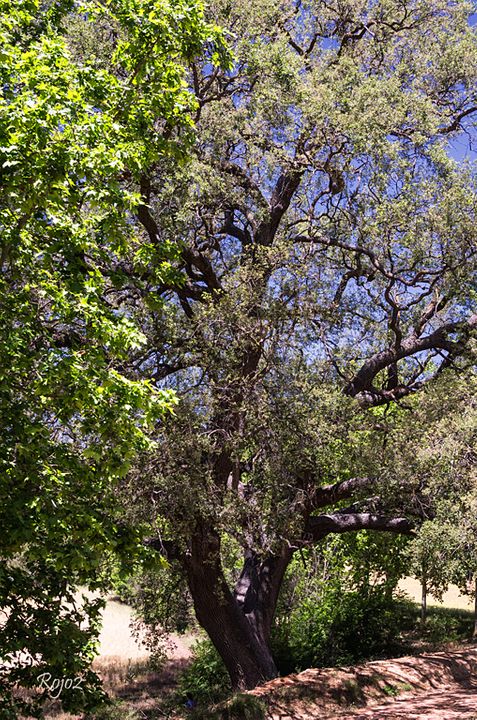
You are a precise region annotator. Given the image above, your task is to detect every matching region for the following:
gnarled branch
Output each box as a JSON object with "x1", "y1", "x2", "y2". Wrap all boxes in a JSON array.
[
  {"x1": 344, "y1": 314, "x2": 477, "y2": 406},
  {"x1": 309, "y1": 476, "x2": 377, "y2": 509},
  {"x1": 304, "y1": 512, "x2": 414, "y2": 543}
]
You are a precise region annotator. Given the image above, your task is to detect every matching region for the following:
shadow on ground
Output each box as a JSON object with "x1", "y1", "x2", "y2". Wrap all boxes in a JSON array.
[{"x1": 244, "y1": 647, "x2": 477, "y2": 720}]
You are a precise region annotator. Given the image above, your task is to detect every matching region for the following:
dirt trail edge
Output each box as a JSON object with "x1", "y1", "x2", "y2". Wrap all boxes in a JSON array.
[{"x1": 246, "y1": 647, "x2": 477, "y2": 719}]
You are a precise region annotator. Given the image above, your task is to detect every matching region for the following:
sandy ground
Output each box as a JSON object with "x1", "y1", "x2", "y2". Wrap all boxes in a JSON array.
[
  {"x1": 337, "y1": 687, "x2": 477, "y2": 719},
  {"x1": 96, "y1": 597, "x2": 194, "y2": 661}
]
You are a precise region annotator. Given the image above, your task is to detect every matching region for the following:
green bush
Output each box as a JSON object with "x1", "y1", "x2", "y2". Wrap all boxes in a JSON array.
[
  {"x1": 190, "y1": 694, "x2": 266, "y2": 720},
  {"x1": 272, "y1": 589, "x2": 416, "y2": 673},
  {"x1": 177, "y1": 638, "x2": 231, "y2": 707},
  {"x1": 422, "y1": 606, "x2": 474, "y2": 644}
]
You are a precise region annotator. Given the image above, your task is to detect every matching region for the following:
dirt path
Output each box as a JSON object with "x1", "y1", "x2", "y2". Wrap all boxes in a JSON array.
[
  {"x1": 248, "y1": 648, "x2": 477, "y2": 720},
  {"x1": 335, "y1": 687, "x2": 477, "y2": 719}
]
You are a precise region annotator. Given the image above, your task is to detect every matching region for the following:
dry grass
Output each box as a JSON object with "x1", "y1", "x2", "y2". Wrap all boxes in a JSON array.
[
  {"x1": 398, "y1": 578, "x2": 474, "y2": 611},
  {"x1": 96, "y1": 598, "x2": 149, "y2": 660},
  {"x1": 40, "y1": 656, "x2": 192, "y2": 720},
  {"x1": 91, "y1": 594, "x2": 195, "y2": 662},
  {"x1": 36, "y1": 596, "x2": 195, "y2": 719}
]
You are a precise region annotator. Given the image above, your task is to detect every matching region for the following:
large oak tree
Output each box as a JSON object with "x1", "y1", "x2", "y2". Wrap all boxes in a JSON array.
[{"x1": 121, "y1": 0, "x2": 477, "y2": 691}]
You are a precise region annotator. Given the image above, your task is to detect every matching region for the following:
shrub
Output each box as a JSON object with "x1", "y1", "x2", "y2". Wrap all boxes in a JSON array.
[
  {"x1": 190, "y1": 694, "x2": 266, "y2": 720},
  {"x1": 421, "y1": 607, "x2": 473, "y2": 644},
  {"x1": 177, "y1": 638, "x2": 231, "y2": 707},
  {"x1": 272, "y1": 589, "x2": 416, "y2": 672}
]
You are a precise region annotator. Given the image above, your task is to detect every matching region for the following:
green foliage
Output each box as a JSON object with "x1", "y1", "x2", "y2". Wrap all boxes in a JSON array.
[
  {"x1": 222, "y1": 695, "x2": 266, "y2": 720},
  {"x1": 401, "y1": 376, "x2": 477, "y2": 603},
  {"x1": 177, "y1": 639, "x2": 231, "y2": 707},
  {"x1": 118, "y1": 565, "x2": 195, "y2": 635},
  {"x1": 419, "y1": 607, "x2": 474, "y2": 645},
  {"x1": 272, "y1": 534, "x2": 475, "y2": 675},
  {"x1": 272, "y1": 535, "x2": 414, "y2": 672},
  {"x1": 190, "y1": 694, "x2": 266, "y2": 720},
  {"x1": 273, "y1": 588, "x2": 416, "y2": 673},
  {"x1": 0, "y1": 0, "x2": 228, "y2": 715},
  {"x1": 177, "y1": 650, "x2": 266, "y2": 720}
]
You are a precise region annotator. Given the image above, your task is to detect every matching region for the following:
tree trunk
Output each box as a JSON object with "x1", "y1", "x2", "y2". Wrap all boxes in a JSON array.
[
  {"x1": 191, "y1": 585, "x2": 278, "y2": 689},
  {"x1": 473, "y1": 576, "x2": 477, "y2": 639},
  {"x1": 184, "y1": 525, "x2": 287, "y2": 690},
  {"x1": 233, "y1": 548, "x2": 292, "y2": 645},
  {"x1": 421, "y1": 572, "x2": 427, "y2": 624}
]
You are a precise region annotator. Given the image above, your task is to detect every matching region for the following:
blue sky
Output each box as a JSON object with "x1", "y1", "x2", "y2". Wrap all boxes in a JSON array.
[{"x1": 448, "y1": 131, "x2": 477, "y2": 162}]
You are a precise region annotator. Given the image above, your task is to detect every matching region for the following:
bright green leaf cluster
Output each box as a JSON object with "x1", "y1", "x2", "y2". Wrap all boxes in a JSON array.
[{"x1": 0, "y1": 0, "x2": 227, "y2": 715}]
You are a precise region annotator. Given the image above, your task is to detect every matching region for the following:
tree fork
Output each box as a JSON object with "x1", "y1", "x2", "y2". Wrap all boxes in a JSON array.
[{"x1": 184, "y1": 526, "x2": 280, "y2": 689}]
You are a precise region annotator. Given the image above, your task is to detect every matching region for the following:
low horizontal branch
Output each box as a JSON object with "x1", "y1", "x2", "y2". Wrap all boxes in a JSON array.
[{"x1": 304, "y1": 512, "x2": 414, "y2": 542}]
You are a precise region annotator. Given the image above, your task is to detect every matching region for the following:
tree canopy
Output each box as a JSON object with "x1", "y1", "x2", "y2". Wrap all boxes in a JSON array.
[{"x1": 120, "y1": 0, "x2": 477, "y2": 690}]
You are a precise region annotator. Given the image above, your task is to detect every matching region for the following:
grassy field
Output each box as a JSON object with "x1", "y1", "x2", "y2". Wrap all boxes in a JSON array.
[
  {"x1": 78, "y1": 592, "x2": 194, "y2": 662},
  {"x1": 398, "y1": 578, "x2": 474, "y2": 611}
]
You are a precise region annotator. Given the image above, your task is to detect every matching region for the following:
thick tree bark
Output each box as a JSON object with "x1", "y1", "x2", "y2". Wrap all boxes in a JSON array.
[
  {"x1": 305, "y1": 512, "x2": 414, "y2": 541},
  {"x1": 181, "y1": 511, "x2": 414, "y2": 691},
  {"x1": 473, "y1": 576, "x2": 477, "y2": 639},
  {"x1": 233, "y1": 547, "x2": 293, "y2": 645},
  {"x1": 183, "y1": 524, "x2": 282, "y2": 690}
]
